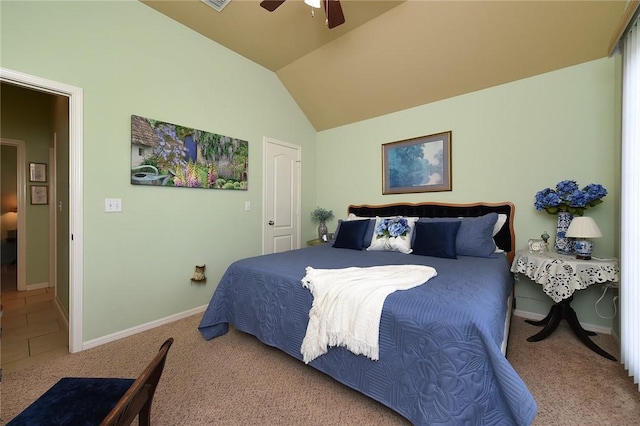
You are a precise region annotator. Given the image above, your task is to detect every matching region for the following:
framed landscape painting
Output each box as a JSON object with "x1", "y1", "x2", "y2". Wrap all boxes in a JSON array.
[
  {"x1": 130, "y1": 115, "x2": 248, "y2": 190},
  {"x1": 382, "y1": 131, "x2": 452, "y2": 194}
]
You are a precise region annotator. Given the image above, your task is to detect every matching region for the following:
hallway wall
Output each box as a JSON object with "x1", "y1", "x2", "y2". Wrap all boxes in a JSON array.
[{"x1": 1, "y1": 83, "x2": 53, "y2": 287}]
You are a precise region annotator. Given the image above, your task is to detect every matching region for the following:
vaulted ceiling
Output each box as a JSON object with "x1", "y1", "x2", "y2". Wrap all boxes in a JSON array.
[{"x1": 142, "y1": 0, "x2": 629, "y2": 131}]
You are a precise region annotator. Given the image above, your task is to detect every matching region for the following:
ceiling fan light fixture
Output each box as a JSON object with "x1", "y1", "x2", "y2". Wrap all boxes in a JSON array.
[
  {"x1": 304, "y1": 0, "x2": 321, "y2": 9},
  {"x1": 200, "y1": 0, "x2": 232, "y2": 13}
]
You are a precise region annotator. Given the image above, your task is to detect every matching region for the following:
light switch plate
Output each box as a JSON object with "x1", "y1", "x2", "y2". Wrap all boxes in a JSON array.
[{"x1": 105, "y1": 198, "x2": 122, "y2": 212}]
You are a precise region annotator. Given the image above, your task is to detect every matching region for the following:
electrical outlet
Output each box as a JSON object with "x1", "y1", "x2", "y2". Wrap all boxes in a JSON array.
[{"x1": 105, "y1": 198, "x2": 122, "y2": 212}]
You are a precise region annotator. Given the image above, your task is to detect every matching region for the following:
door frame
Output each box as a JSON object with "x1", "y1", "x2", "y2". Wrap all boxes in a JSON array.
[
  {"x1": 0, "y1": 138, "x2": 26, "y2": 291},
  {"x1": 1, "y1": 67, "x2": 84, "y2": 353},
  {"x1": 262, "y1": 137, "x2": 301, "y2": 254},
  {"x1": 49, "y1": 143, "x2": 57, "y2": 295}
]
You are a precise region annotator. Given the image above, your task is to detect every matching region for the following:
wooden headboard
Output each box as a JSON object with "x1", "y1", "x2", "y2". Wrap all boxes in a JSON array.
[{"x1": 348, "y1": 201, "x2": 516, "y2": 263}]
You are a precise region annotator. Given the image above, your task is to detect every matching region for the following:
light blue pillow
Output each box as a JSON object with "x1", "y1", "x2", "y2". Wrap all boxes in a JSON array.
[{"x1": 417, "y1": 213, "x2": 498, "y2": 257}]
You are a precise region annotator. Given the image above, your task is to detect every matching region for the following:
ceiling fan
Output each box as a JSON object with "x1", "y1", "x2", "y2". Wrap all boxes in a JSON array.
[{"x1": 260, "y1": 0, "x2": 346, "y2": 29}]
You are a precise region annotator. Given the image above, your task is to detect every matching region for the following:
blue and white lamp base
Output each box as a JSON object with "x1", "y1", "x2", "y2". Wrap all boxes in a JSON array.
[{"x1": 572, "y1": 239, "x2": 594, "y2": 260}]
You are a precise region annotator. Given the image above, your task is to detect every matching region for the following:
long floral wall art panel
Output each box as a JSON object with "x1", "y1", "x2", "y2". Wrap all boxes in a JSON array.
[{"x1": 130, "y1": 115, "x2": 248, "y2": 190}]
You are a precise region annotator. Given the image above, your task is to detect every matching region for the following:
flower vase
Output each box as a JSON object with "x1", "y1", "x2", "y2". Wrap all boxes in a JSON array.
[
  {"x1": 555, "y1": 211, "x2": 574, "y2": 254},
  {"x1": 317, "y1": 221, "x2": 328, "y2": 239}
]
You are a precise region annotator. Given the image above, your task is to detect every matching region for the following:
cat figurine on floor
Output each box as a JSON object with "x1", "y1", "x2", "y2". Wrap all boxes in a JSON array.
[{"x1": 191, "y1": 264, "x2": 206, "y2": 282}]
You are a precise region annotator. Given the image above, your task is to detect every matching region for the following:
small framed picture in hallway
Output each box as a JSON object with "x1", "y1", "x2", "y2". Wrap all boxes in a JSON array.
[
  {"x1": 29, "y1": 162, "x2": 47, "y2": 182},
  {"x1": 30, "y1": 185, "x2": 48, "y2": 205}
]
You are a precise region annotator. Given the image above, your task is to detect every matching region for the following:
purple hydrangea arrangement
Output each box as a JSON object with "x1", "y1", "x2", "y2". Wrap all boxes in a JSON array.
[
  {"x1": 534, "y1": 180, "x2": 607, "y2": 216},
  {"x1": 375, "y1": 217, "x2": 411, "y2": 239}
]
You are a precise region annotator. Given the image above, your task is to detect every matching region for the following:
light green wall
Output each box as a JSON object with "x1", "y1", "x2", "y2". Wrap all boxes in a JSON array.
[
  {"x1": 316, "y1": 58, "x2": 620, "y2": 330},
  {"x1": 1, "y1": 1, "x2": 621, "y2": 339},
  {"x1": 1, "y1": 0, "x2": 317, "y2": 340},
  {"x1": 1, "y1": 84, "x2": 52, "y2": 286}
]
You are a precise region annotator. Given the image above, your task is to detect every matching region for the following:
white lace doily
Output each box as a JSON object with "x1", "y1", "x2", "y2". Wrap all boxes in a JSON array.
[{"x1": 510, "y1": 251, "x2": 619, "y2": 303}]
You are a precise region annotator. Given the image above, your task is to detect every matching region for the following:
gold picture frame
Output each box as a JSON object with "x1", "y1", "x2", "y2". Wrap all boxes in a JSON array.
[
  {"x1": 30, "y1": 185, "x2": 49, "y2": 205},
  {"x1": 382, "y1": 131, "x2": 452, "y2": 194}
]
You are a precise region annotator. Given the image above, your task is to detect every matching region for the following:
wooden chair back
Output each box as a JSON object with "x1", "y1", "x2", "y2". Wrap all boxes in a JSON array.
[{"x1": 100, "y1": 338, "x2": 174, "y2": 426}]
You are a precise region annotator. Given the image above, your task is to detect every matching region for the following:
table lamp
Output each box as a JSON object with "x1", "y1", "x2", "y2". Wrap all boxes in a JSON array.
[{"x1": 566, "y1": 216, "x2": 602, "y2": 260}]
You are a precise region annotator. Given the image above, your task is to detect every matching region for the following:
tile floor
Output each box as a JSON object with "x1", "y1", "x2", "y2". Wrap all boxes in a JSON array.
[{"x1": 1, "y1": 265, "x2": 69, "y2": 374}]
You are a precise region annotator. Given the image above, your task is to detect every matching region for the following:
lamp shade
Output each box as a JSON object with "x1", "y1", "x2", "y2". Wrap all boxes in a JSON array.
[
  {"x1": 304, "y1": 0, "x2": 321, "y2": 8},
  {"x1": 566, "y1": 216, "x2": 602, "y2": 238}
]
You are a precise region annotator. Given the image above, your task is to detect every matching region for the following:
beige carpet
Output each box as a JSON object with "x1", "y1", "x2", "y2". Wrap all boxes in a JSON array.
[{"x1": 1, "y1": 313, "x2": 639, "y2": 425}]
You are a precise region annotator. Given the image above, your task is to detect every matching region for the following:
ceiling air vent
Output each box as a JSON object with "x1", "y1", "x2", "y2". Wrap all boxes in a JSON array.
[{"x1": 200, "y1": 0, "x2": 231, "y2": 13}]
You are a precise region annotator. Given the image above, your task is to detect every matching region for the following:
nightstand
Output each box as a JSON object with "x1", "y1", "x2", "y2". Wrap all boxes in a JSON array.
[
  {"x1": 306, "y1": 238, "x2": 324, "y2": 246},
  {"x1": 511, "y1": 250, "x2": 619, "y2": 361}
]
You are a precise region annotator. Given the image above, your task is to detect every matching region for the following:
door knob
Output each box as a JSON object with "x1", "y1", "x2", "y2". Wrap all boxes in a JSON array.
[{"x1": 268, "y1": 220, "x2": 275, "y2": 225}]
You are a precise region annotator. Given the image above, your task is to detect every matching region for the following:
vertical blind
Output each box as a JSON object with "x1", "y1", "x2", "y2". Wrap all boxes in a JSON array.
[{"x1": 621, "y1": 15, "x2": 640, "y2": 391}]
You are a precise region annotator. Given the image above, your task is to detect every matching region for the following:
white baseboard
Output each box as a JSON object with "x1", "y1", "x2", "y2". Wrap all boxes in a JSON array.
[
  {"x1": 513, "y1": 309, "x2": 612, "y2": 335},
  {"x1": 26, "y1": 281, "x2": 49, "y2": 291},
  {"x1": 82, "y1": 305, "x2": 208, "y2": 350},
  {"x1": 54, "y1": 296, "x2": 69, "y2": 329}
]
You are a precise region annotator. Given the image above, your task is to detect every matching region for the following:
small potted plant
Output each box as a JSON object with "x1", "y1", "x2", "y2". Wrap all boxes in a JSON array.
[{"x1": 311, "y1": 207, "x2": 334, "y2": 239}]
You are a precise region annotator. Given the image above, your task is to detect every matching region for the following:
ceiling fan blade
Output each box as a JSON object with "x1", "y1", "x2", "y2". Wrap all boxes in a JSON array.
[
  {"x1": 323, "y1": 0, "x2": 345, "y2": 29},
  {"x1": 260, "y1": 0, "x2": 286, "y2": 12}
]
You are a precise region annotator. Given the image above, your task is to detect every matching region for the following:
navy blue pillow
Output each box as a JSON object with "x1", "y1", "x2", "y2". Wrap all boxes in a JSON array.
[
  {"x1": 333, "y1": 219, "x2": 375, "y2": 247},
  {"x1": 332, "y1": 219, "x2": 371, "y2": 250},
  {"x1": 412, "y1": 221, "x2": 461, "y2": 259},
  {"x1": 363, "y1": 219, "x2": 375, "y2": 247},
  {"x1": 417, "y1": 213, "x2": 498, "y2": 257}
]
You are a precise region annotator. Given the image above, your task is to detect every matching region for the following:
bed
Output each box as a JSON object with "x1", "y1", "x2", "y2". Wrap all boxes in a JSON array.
[{"x1": 198, "y1": 202, "x2": 537, "y2": 425}]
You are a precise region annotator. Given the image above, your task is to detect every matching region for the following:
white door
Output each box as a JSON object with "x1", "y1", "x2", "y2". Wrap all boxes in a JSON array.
[{"x1": 263, "y1": 137, "x2": 301, "y2": 254}]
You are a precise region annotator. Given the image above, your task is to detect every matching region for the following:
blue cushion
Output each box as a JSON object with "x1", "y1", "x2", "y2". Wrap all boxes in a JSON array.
[
  {"x1": 417, "y1": 213, "x2": 498, "y2": 257},
  {"x1": 363, "y1": 219, "x2": 375, "y2": 247},
  {"x1": 7, "y1": 377, "x2": 135, "y2": 426},
  {"x1": 332, "y1": 219, "x2": 371, "y2": 250},
  {"x1": 412, "y1": 221, "x2": 461, "y2": 259}
]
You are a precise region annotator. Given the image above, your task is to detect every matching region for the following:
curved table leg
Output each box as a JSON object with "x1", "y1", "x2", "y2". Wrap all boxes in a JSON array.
[
  {"x1": 526, "y1": 304, "x2": 563, "y2": 342},
  {"x1": 564, "y1": 306, "x2": 617, "y2": 361},
  {"x1": 525, "y1": 309, "x2": 553, "y2": 327},
  {"x1": 526, "y1": 296, "x2": 617, "y2": 361}
]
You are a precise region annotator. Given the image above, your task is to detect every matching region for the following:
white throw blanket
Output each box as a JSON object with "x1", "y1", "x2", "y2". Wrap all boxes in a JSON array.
[{"x1": 300, "y1": 264, "x2": 437, "y2": 364}]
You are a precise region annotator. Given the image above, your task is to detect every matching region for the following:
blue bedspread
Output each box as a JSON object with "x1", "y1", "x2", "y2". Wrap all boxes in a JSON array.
[{"x1": 199, "y1": 245, "x2": 537, "y2": 425}]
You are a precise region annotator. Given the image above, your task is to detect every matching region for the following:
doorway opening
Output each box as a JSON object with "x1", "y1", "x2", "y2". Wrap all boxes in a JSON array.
[
  {"x1": 1, "y1": 67, "x2": 84, "y2": 353},
  {"x1": 0, "y1": 140, "x2": 24, "y2": 292}
]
